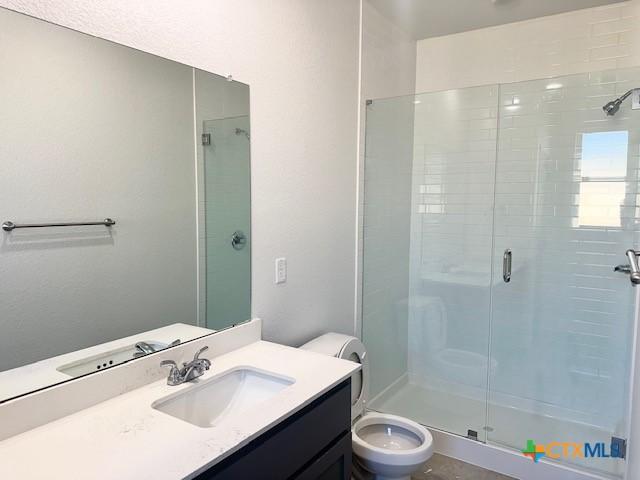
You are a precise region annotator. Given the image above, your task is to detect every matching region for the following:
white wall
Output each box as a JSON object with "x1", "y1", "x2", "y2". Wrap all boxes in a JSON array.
[
  {"x1": 0, "y1": 0, "x2": 361, "y2": 347},
  {"x1": 361, "y1": 1, "x2": 417, "y2": 101},
  {"x1": 0, "y1": 8, "x2": 197, "y2": 369},
  {"x1": 359, "y1": 1, "x2": 417, "y2": 396},
  {"x1": 416, "y1": 1, "x2": 640, "y2": 93}
]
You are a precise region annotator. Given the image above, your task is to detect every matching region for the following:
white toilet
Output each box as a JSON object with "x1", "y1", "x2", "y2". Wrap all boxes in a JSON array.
[{"x1": 300, "y1": 333, "x2": 434, "y2": 480}]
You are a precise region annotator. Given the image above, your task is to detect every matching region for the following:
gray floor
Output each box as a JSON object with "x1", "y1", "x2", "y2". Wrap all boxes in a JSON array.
[{"x1": 412, "y1": 453, "x2": 517, "y2": 480}]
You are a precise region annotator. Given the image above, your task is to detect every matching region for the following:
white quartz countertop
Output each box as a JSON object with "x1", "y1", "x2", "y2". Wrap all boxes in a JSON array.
[{"x1": 0, "y1": 340, "x2": 358, "y2": 480}]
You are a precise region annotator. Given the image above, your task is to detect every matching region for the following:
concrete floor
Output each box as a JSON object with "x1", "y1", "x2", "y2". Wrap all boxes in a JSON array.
[{"x1": 412, "y1": 453, "x2": 517, "y2": 480}]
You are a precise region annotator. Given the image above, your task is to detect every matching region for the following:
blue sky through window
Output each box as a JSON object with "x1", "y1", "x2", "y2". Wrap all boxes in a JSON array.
[{"x1": 580, "y1": 131, "x2": 628, "y2": 179}]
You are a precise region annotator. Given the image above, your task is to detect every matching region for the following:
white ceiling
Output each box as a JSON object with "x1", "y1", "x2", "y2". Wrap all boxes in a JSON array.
[{"x1": 367, "y1": 0, "x2": 627, "y2": 39}]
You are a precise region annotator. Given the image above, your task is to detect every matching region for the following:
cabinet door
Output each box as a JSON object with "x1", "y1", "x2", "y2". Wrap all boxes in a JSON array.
[
  {"x1": 194, "y1": 380, "x2": 351, "y2": 480},
  {"x1": 294, "y1": 433, "x2": 352, "y2": 480}
]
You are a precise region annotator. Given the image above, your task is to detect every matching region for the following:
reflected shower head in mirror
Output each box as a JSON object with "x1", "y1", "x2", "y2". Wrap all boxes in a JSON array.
[
  {"x1": 235, "y1": 128, "x2": 250, "y2": 140},
  {"x1": 603, "y1": 89, "x2": 636, "y2": 116}
]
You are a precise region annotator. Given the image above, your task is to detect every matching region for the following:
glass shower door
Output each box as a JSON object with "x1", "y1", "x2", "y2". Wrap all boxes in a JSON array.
[{"x1": 488, "y1": 69, "x2": 640, "y2": 478}]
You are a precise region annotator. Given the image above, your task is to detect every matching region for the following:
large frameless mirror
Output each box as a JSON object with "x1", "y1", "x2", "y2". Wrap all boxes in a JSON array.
[{"x1": 0, "y1": 7, "x2": 251, "y2": 402}]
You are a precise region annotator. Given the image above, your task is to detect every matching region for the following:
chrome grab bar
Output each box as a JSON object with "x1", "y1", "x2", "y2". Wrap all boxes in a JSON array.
[
  {"x1": 2, "y1": 218, "x2": 115, "y2": 232},
  {"x1": 615, "y1": 250, "x2": 640, "y2": 286}
]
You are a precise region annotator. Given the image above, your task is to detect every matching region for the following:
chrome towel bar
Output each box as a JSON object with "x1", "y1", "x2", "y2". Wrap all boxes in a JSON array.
[{"x1": 2, "y1": 218, "x2": 115, "y2": 232}]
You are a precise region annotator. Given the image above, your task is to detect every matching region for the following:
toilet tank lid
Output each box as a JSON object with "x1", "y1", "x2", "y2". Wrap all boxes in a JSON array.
[{"x1": 300, "y1": 332, "x2": 357, "y2": 357}]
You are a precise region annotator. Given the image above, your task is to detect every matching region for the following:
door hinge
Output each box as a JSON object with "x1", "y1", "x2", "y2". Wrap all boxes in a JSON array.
[
  {"x1": 201, "y1": 133, "x2": 211, "y2": 146},
  {"x1": 612, "y1": 436, "x2": 627, "y2": 459}
]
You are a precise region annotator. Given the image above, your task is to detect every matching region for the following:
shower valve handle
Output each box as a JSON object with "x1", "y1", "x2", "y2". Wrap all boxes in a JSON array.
[
  {"x1": 627, "y1": 249, "x2": 640, "y2": 285},
  {"x1": 618, "y1": 250, "x2": 640, "y2": 286}
]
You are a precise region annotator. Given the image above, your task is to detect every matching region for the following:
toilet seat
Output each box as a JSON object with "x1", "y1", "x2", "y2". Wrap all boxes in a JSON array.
[{"x1": 352, "y1": 413, "x2": 433, "y2": 467}]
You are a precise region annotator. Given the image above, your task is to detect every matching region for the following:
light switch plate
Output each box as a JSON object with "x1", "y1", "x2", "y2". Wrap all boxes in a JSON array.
[
  {"x1": 632, "y1": 88, "x2": 640, "y2": 110},
  {"x1": 275, "y1": 258, "x2": 287, "y2": 284}
]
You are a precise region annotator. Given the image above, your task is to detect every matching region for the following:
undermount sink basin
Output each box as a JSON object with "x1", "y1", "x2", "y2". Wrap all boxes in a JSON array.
[{"x1": 152, "y1": 367, "x2": 295, "y2": 428}]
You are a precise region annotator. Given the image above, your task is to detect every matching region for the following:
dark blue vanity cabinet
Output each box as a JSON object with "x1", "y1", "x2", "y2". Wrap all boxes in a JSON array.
[{"x1": 194, "y1": 379, "x2": 352, "y2": 480}]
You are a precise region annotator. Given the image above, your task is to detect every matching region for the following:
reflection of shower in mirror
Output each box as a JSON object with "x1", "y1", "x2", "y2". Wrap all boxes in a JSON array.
[{"x1": 235, "y1": 127, "x2": 250, "y2": 140}]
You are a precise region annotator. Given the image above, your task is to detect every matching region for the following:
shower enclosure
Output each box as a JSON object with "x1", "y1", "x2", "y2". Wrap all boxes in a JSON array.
[{"x1": 361, "y1": 67, "x2": 640, "y2": 479}]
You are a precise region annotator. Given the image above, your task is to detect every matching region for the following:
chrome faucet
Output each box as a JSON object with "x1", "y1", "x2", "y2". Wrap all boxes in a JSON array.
[
  {"x1": 160, "y1": 346, "x2": 211, "y2": 386},
  {"x1": 135, "y1": 341, "x2": 156, "y2": 355},
  {"x1": 133, "y1": 339, "x2": 181, "y2": 358}
]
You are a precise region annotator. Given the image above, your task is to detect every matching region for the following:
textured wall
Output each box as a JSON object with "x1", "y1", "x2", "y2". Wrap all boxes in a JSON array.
[{"x1": 0, "y1": 0, "x2": 361, "y2": 347}]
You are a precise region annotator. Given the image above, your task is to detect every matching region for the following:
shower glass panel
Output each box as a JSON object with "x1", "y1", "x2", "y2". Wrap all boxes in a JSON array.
[
  {"x1": 362, "y1": 66, "x2": 640, "y2": 478},
  {"x1": 203, "y1": 116, "x2": 251, "y2": 330},
  {"x1": 361, "y1": 94, "x2": 414, "y2": 406},
  {"x1": 363, "y1": 85, "x2": 499, "y2": 440},
  {"x1": 488, "y1": 69, "x2": 640, "y2": 478}
]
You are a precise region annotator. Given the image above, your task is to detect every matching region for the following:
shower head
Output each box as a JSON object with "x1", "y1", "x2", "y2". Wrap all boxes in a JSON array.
[
  {"x1": 603, "y1": 98, "x2": 623, "y2": 116},
  {"x1": 235, "y1": 127, "x2": 250, "y2": 140},
  {"x1": 603, "y1": 89, "x2": 636, "y2": 116}
]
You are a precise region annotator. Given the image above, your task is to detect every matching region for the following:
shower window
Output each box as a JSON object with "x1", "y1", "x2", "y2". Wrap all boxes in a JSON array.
[{"x1": 578, "y1": 131, "x2": 629, "y2": 228}]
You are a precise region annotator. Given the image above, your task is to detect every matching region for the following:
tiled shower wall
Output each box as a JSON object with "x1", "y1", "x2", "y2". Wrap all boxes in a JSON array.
[
  {"x1": 409, "y1": 0, "x2": 640, "y2": 429},
  {"x1": 416, "y1": 1, "x2": 640, "y2": 93}
]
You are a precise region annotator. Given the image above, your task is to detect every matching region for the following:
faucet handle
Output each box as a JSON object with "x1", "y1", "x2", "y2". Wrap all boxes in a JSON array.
[
  {"x1": 160, "y1": 359, "x2": 182, "y2": 385},
  {"x1": 193, "y1": 346, "x2": 209, "y2": 361},
  {"x1": 193, "y1": 346, "x2": 211, "y2": 371}
]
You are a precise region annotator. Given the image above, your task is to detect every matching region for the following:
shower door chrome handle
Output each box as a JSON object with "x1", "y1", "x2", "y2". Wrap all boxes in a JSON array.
[{"x1": 503, "y1": 249, "x2": 512, "y2": 283}]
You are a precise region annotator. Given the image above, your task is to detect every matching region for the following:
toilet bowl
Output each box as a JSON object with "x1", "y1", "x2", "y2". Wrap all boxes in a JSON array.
[
  {"x1": 352, "y1": 413, "x2": 433, "y2": 480},
  {"x1": 300, "y1": 333, "x2": 434, "y2": 480}
]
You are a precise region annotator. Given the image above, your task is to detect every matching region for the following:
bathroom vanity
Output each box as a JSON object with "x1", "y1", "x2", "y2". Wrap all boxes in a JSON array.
[{"x1": 0, "y1": 320, "x2": 358, "y2": 479}]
